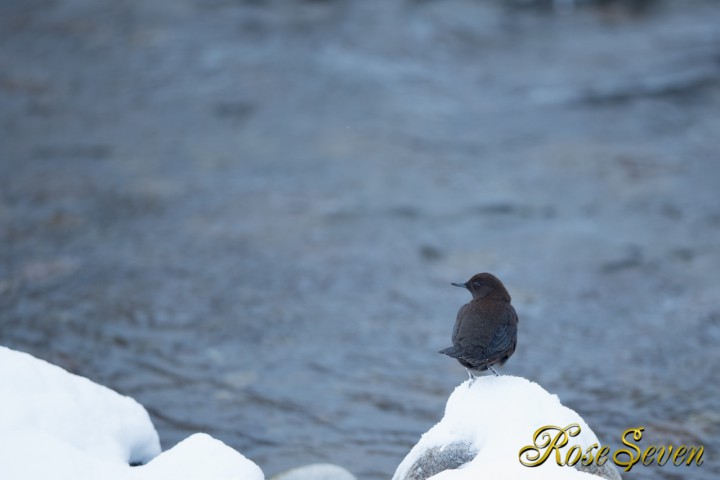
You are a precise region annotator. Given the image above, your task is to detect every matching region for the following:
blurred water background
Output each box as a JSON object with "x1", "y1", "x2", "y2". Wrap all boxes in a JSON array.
[{"x1": 1, "y1": 0, "x2": 719, "y2": 478}]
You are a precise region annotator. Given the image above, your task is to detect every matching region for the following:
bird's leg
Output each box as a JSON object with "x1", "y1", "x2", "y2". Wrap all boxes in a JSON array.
[
  {"x1": 488, "y1": 365, "x2": 500, "y2": 377},
  {"x1": 466, "y1": 369, "x2": 476, "y2": 387}
]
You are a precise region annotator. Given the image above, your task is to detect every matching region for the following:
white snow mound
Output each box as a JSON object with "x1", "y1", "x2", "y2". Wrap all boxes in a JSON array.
[
  {"x1": 394, "y1": 375, "x2": 605, "y2": 480},
  {"x1": 132, "y1": 433, "x2": 265, "y2": 480},
  {"x1": 0, "y1": 346, "x2": 160, "y2": 464},
  {"x1": 0, "y1": 346, "x2": 264, "y2": 480}
]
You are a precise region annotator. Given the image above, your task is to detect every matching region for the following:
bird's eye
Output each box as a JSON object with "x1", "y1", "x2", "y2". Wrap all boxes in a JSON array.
[{"x1": 472, "y1": 282, "x2": 481, "y2": 288}]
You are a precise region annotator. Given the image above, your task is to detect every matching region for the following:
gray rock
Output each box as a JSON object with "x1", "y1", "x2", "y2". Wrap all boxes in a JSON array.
[
  {"x1": 270, "y1": 463, "x2": 356, "y2": 480},
  {"x1": 398, "y1": 441, "x2": 623, "y2": 480},
  {"x1": 575, "y1": 461, "x2": 623, "y2": 480},
  {"x1": 402, "y1": 442, "x2": 478, "y2": 480}
]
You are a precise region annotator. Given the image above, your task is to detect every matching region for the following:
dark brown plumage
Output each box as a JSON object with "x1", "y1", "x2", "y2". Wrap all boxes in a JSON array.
[{"x1": 439, "y1": 272, "x2": 518, "y2": 379}]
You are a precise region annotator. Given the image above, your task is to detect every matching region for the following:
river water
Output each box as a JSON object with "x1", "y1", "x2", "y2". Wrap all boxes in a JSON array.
[{"x1": 1, "y1": 1, "x2": 719, "y2": 479}]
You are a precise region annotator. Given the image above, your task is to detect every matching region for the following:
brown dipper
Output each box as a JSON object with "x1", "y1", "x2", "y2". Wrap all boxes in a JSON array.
[{"x1": 439, "y1": 272, "x2": 518, "y2": 379}]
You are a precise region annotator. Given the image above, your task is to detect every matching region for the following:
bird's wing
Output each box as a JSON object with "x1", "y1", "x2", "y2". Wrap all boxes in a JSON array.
[
  {"x1": 457, "y1": 304, "x2": 517, "y2": 362},
  {"x1": 451, "y1": 304, "x2": 467, "y2": 342},
  {"x1": 481, "y1": 314, "x2": 517, "y2": 362}
]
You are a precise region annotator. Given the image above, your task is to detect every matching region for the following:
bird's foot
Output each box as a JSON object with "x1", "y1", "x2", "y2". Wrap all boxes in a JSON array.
[{"x1": 488, "y1": 365, "x2": 500, "y2": 377}]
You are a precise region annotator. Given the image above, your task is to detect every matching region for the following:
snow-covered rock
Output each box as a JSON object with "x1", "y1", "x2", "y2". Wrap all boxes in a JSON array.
[
  {"x1": 393, "y1": 375, "x2": 621, "y2": 480},
  {"x1": 133, "y1": 433, "x2": 264, "y2": 480},
  {"x1": 270, "y1": 463, "x2": 357, "y2": 480},
  {"x1": 0, "y1": 346, "x2": 160, "y2": 466},
  {"x1": 0, "y1": 346, "x2": 264, "y2": 480}
]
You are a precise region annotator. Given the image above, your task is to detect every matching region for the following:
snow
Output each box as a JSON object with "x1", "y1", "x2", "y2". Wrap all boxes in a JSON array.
[
  {"x1": 393, "y1": 375, "x2": 605, "y2": 480},
  {"x1": 0, "y1": 345, "x2": 610, "y2": 480},
  {"x1": 0, "y1": 346, "x2": 160, "y2": 465},
  {"x1": 0, "y1": 346, "x2": 264, "y2": 480},
  {"x1": 132, "y1": 434, "x2": 264, "y2": 480}
]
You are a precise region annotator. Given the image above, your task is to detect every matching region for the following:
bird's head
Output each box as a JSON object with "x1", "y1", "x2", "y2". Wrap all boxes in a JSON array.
[{"x1": 452, "y1": 272, "x2": 511, "y2": 301}]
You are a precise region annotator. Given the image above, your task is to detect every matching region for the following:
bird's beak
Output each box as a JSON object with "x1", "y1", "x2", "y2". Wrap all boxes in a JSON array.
[{"x1": 451, "y1": 282, "x2": 467, "y2": 288}]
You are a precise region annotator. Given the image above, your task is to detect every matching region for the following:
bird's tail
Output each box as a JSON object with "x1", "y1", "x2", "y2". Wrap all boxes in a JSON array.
[{"x1": 438, "y1": 345, "x2": 463, "y2": 358}]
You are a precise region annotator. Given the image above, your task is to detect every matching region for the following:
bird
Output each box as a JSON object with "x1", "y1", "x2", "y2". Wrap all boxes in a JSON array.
[{"x1": 439, "y1": 272, "x2": 518, "y2": 381}]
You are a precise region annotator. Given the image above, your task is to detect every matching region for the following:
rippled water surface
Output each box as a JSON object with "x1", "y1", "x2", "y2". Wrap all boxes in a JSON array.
[{"x1": 2, "y1": 1, "x2": 720, "y2": 479}]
